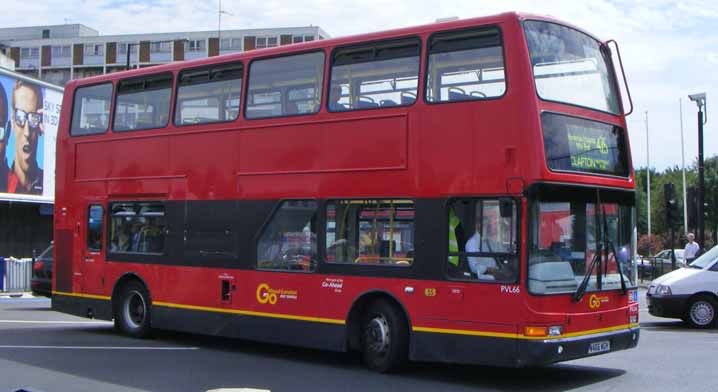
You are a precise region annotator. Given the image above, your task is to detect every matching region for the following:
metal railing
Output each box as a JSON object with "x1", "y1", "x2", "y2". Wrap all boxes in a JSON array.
[
  {"x1": 1, "y1": 257, "x2": 32, "y2": 292},
  {"x1": 639, "y1": 256, "x2": 684, "y2": 282}
]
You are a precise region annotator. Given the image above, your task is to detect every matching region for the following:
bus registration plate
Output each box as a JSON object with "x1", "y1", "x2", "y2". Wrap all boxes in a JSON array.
[{"x1": 588, "y1": 340, "x2": 610, "y2": 354}]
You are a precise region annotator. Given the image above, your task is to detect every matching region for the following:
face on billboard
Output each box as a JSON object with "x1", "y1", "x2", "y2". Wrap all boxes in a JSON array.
[{"x1": 12, "y1": 83, "x2": 42, "y2": 176}]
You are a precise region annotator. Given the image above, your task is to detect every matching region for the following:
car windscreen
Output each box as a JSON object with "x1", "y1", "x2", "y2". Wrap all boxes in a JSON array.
[{"x1": 689, "y1": 245, "x2": 718, "y2": 269}]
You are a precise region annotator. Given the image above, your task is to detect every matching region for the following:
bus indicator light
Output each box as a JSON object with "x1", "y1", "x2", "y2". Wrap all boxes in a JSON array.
[{"x1": 524, "y1": 326, "x2": 548, "y2": 337}]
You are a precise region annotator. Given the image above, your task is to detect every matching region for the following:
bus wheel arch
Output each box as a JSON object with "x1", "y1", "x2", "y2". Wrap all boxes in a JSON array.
[
  {"x1": 346, "y1": 290, "x2": 411, "y2": 372},
  {"x1": 111, "y1": 273, "x2": 153, "y2": 338}
]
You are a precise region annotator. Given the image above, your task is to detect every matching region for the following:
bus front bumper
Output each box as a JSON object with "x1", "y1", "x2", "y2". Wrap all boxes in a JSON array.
[{"x1": 517, "y1": 326, "x2": 640, "y2": 366}]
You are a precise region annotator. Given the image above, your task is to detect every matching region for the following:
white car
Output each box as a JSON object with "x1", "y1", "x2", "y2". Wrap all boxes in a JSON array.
[
  {"x1": 647, "y1": 245, "x2": 718, "y2": 328},
  {"x1": 654, "y1": 249, "x2": 686, "y2": 267}
]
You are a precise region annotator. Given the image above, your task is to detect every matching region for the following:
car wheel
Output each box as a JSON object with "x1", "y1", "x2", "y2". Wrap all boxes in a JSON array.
[
  {"x1": 686, "y1": 295, "x2": 717, "y2": 329},
  {"x1": 114, "y1": 281, "x2": 152, "y2": 338},
  {"x1": 360, "y1": 300, "x2": 409, "y2": 372}
]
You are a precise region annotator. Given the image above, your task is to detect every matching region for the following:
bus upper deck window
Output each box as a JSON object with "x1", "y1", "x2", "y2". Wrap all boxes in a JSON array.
[{"x1": 426, "y1": 28, "x2": 506, "y2": 103}]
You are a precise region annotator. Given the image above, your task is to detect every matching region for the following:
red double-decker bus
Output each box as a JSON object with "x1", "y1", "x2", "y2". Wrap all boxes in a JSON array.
[{"x1": 52, "y1": 12, "x2": 640, "y2": 371}]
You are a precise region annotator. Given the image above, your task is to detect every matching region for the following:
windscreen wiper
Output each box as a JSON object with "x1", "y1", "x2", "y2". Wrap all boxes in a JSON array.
[
  {"x1": 573, "y1": 250, "x2": 600, "y2": 302},
  {"x1": 573, "y1": 190, "x2": 603, "y2": 302},
  {"x1": 600, "y1": 204, "x2": 627, "y2": 294}
]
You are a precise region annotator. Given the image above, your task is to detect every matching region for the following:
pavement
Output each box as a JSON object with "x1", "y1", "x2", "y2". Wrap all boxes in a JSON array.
[{"x1": 0, "y1": 292, "x2": 36, "y2": 299}]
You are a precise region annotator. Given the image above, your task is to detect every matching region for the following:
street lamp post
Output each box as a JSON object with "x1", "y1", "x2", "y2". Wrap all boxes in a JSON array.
[
  {"x1": 689, "y1": 93, "x2": 707, "y2": 247},
  {"x1": 646, "y1": 111, "x2": 651, "y2": 252}
]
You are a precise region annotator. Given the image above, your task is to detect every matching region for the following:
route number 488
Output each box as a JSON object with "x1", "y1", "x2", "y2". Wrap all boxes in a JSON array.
[{"x1": 500, "y1": 285, "x2": 520, "y2": 294}]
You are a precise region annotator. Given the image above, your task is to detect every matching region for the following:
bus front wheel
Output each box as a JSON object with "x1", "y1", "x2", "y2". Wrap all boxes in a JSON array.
[
  {"x1": 360, "y1": 300, "x2": 408, "y2": 372},
  {"x1": 115, "y1": 281, "x2": 152, "y2": 338}
]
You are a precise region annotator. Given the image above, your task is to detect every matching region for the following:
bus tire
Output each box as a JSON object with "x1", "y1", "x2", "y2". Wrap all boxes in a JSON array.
[
  {"x1": 360, "y1": 299, "x2": 408, "y2": 372},
  {"x1": 115, "y1": 281, "x2": 152, "y2": 338},
  {"x1": 686, "y1": 295, "x2": 717, "y2": 329}
]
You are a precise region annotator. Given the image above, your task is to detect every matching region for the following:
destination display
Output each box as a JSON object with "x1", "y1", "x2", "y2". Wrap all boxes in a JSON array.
[{"x1": 542, "y1": 112, "x2": 629, "y2": 177}]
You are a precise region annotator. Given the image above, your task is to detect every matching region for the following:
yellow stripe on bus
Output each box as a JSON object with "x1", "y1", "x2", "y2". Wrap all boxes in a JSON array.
[
  {"x1": 152, "y1": 301, "x2": 346, "y2": 325},
  {"x1": 52, "y1": 291, "x2": 111, "y2": 301},
  {"x1": 413, "y1": 323, "x2": 639, "y2": 340},
  {"x1": 52, "y1": 291, "x2": 344, "y2": 325}
]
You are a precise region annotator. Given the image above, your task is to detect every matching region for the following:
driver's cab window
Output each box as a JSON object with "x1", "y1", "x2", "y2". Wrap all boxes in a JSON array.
[
  {"x1": 448, "y1": 198, "x2": 518, "y2": 282},
  {"x1": 257, "y1": 200, "x2": 318, "y2": 272}
]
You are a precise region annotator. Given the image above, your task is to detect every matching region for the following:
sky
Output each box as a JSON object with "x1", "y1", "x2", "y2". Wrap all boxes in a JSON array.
[{"x1": 3, "y1": 0, "x2": 718, "y2": 171}]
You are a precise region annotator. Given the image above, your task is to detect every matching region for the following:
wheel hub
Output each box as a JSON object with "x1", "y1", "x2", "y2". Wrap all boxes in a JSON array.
[
  {"x1": 691, "y1": 301, "x2": 714, "y2": 325},
  {"x1": 366, "y1": 316, "x2": 390, "y2": 355},
  {"x1": 125, "y1": 290, "x2": 146, "y2": 328}
]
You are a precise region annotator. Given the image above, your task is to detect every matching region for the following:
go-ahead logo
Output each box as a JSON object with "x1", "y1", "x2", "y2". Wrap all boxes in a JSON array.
[
  {"x1": 256, "y1": 283, "x2": 298, "y2": 305},
  {"x1": 256, "y1": 283, "x2": 279, "y2": 305},
  {"x1": 588, "y1": 294, "x2": 609, "y2": 310}
]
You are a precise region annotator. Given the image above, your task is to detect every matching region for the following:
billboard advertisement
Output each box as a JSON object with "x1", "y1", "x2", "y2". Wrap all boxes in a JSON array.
[{"x1": 0, "y1": 69, "x2": 62, "y2": 203}]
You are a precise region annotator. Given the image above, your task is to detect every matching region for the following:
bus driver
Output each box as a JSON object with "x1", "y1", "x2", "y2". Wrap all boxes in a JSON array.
[{"x1": 466, "y1": 222, "x2": 499, "y2": 280}]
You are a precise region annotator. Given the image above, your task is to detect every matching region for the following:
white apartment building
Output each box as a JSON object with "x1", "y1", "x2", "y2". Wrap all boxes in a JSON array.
[{"x1": 0, "y1": 24, "x2": 330, "y2": 86}]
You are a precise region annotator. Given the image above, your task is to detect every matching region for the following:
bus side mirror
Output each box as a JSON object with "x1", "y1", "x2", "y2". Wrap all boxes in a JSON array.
[{"x1": 499, "y1": 199, "x2": 514, "y2": 218}]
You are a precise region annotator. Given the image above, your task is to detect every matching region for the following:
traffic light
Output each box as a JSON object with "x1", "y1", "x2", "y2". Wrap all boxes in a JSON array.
[
  {"x1": 688, "y1": 186, "x2": 698, "y2": 230},
  {"x1": 664, "y1": 183, "x2": 679, "y2": 226}
]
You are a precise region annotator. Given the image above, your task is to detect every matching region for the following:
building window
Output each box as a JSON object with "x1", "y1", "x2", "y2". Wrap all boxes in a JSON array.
[
  {"x1": 71, "y1": 83, "x2": 113, "y2": 136},
  {"x1": 256, "y1": 37, "x2": 267, "y2": 49},
  {"x1": 84, "y1": 44, "x2": 104, "y2": 56},
  {"x1": 175, "y1": 62, "x2": 243, "y2": 125},
  {"x1": 118, "y1": 43, "x2": 132, "y2": 54},
  {"x1": 326, "y1": 199, "x2": 415, "y2": 266},
  {"x1": 292, "y1": 35, "x2": 314, "y2": 44},
  {"x1": 51, "y1": 45, "x2": 71, "y2": 58},
  {"x1": 246, "y1": 51, "x2": 325, "y2": 119},
  {"x1": 257, "y1": 200, "x2": 318, "y2": 271},
  {"x1": 20, "y1": 47, "x2": 39, "y2": 59},
  {"x1": 255, "y1": 36, "x2": 278, "y2": 49},
  {"x1": 42, "y1": 29, "x2": 50, "y2": 39},
  {"x1": 220, "y1": 38, "x2": 242, "y2": 50},
  {"x1": 109, "y1": 202, "x2": 166, "y2": 254},
  {"x1": 329, "y1": 37, "x2": 420, "y2": 112},
  {"x1": 150, "y1": 41, "x2": 172, "y2": 53},
  {"x1": 186, "y1": 39, "x2": 206, "y2": 52},
  {"x1": 113, "y1": 73, "x2": 173, "y2": 131},
  {"x1": 447, "y1": 199, "x2": 518, "y2": 282},
  {"x1": 87, "y1": 205, "x2": 104, "y2": 252},
  {"x1": 293, "y1": 35, "x2": 315, "y2": 44}
]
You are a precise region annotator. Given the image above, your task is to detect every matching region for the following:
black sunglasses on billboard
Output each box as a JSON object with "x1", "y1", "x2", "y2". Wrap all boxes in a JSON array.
[{"x1": 13, "y1": 108, "x2": 42, "y2": 129}]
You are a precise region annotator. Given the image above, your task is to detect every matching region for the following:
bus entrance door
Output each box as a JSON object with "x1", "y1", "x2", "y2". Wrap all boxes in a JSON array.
[{"x1": 81, "y1": 203, "x2": 106, "y2": 295}]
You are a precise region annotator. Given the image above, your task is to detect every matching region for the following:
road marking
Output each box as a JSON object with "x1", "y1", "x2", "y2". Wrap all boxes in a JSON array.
[
  {"x1": 0, "y1": 320, "x2": 111, "y2": 324},
  {"x1": 0, "y1": 345, "x2": 199, "y2": 350},
  {"x1": 207, "y1": 389, "x2": 271, "y2": 392}
]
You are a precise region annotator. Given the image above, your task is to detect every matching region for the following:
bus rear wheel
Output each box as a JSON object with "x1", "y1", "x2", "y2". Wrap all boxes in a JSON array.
[
  {"x1": 115, "y1": 281, "x2": 152, "y2": 338},
  {"x1": 360, "y1": 300, "x2": 408, "y2": 372}
]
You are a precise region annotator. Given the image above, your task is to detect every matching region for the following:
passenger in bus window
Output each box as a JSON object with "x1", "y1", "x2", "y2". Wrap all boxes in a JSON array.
[
  {"x1": 111, "y1": 226, "x2": 131, "y2": 252},
  {"x1": 0, "y1": 82, "x2": 8, "y2": 193},
  {"x1": 328, "y1": 85, "x2": 347, "y2": 111},
  {"x1": 8, "y1": 80, "x2": 43, "y2": 195},
  {"x1": 466, "y1": 222, "x2": 499, "y2": 281}
]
